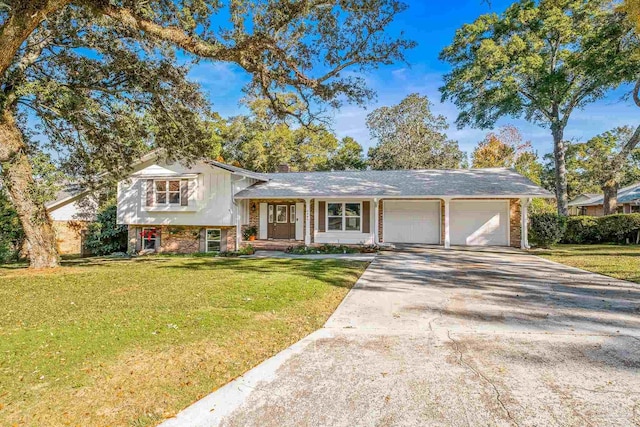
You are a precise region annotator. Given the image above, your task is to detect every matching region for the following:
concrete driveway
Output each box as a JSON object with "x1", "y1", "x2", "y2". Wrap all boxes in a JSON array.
[{"x1": 163, "y1": 248, "x2": 640, "y2": 427}]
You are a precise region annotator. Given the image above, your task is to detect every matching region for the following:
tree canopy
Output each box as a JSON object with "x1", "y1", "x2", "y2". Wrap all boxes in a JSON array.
[
  {"x1": 440, "y1": 0, "x2": 640, "y2": 215},
  {"x1": 471, "y1": 125, "x2": 542, "y2": 184},
  {"x1": 367, "y1": 93, "x2": 465, "y2": 170},
  {"x1": 219, "y1": 112, "x2": 365, "y2": 172},
  {"x1": 0, "y1": 0, "x2": 413, "y2": 267}
]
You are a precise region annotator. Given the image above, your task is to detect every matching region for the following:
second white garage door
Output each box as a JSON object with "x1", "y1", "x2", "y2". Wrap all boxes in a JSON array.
[
  {"x1": 384, "y1": 200, "x2": 440, "y2": 244},
  {"x1": 450, "y1": 200, "x2": 509, "y2": 246}
]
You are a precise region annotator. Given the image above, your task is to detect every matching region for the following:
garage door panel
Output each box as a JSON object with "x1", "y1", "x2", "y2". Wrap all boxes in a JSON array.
[
  {"x1": 384, "y1": 201, "x2": 440, "y2": 244},
  {"x1": 450, "y1": 201, "x2": 509, "y2": 246}
]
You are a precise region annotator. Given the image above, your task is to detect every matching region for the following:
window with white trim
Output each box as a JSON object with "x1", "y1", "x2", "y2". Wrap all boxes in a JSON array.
[
  {"x1": 206, "y1": 229, "x2": 221, "y2": 252},
  {"x1": 141, "y1": 227, "x2": 159, "y2": 250},
  {"x1": 327, "y1": 202, "x2": 361, "y2": 231},
  {"x1": 155, "y1": 180, "x2": 181, "y2": 205}
]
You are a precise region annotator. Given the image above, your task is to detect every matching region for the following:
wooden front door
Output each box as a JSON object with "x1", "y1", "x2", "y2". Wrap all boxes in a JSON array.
[{"x1": 267, "y1": 203, "x2": 296, "y2": 239}]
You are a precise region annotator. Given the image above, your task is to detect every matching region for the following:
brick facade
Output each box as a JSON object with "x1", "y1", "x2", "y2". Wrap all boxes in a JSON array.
[
  {"x1": 52, "y1": 220, "x2": 89, "y2": 255},
  {"x1": 127, "y1": 225, "x2": 236, "y2": 254},
  {"x1": 509, "y1": 199, "x2": 521, "y2": 248}
]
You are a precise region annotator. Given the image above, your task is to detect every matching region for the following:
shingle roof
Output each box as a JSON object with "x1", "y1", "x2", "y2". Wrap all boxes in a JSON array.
[
  {"x1": 569, "y1": 182, "x2": 640, "y2": 206},
  {"x1": 45, "y1": 184, "x2": 85, "y2": 210},
  {"x1": 233, "y1": 168, "x2": 553, "y2": 199},
  {"x1": 205, "y1": 160, "x2": 270, "y2": 181}
]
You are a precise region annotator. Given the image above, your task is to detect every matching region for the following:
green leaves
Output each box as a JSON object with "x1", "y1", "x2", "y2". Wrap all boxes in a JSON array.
[
  {"x1": 440, "y1": 0, "x2": 640, "y2": 129},
  {"x1": 366, "y1": 93, "x2": 465, "y2": 170}
]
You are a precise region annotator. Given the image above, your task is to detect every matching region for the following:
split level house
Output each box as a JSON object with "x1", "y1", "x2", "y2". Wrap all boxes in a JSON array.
[
  {"x1": 116, "y1": 155, "x2": 553, "y2": 253},
  {"x1": 568, "y1": 182, "x2": 640, "y2": 216}
]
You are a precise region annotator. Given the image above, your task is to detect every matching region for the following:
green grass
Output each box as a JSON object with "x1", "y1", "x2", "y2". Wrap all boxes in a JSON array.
[
  {"x1": 535, "y1": 244, "x2": 640, "y2": 283},
  {"x1": 0, "y1": 256, "x2": 367, "y2": 426}
]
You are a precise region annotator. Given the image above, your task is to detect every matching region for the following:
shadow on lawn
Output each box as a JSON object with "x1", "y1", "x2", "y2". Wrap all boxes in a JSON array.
[{"x1": 154, "y1": 257, "x2": 367, "y2": 289}]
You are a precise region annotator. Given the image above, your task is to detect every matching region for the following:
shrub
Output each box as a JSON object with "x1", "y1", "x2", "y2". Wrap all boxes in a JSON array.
[
  {"x1": 529, "y1": 213, "x2": 566, "y2": 248},
  {"x1": 285, "y1": 244, "x2": 373, "y2": 255},
  {"x1": 242, "y1": 225, "x2": 258, "y2": 240},
  {"x1": 597, "y1": 214, "x2": 640, "y2": 243},
  {"x1": 84, "y1": 204, "x2": 128, "y2": 256},
  {"x1": 563, "y1": 216, "x2": 600, "y2": 244}
]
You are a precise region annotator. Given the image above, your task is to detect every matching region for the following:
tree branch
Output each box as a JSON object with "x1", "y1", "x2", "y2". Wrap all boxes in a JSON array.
[{"x1": 0, "y1": 0, "x2": 71, "y2": 79}]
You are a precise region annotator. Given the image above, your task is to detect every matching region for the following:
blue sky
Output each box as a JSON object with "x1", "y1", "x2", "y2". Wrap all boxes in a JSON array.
[{"x1": 188, "y1": 0, "x2": 639, "y2": 161}]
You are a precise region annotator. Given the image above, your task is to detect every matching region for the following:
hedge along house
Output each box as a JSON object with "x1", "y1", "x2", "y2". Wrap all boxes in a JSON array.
[{"x1": 117, "y1": 157, "x2": 553, "y2": 253}]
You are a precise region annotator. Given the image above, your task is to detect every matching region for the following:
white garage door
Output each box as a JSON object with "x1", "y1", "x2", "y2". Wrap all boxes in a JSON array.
[
  {"x1": 384, "y1": 201, "x2": 440, "y2": 244},
  {"x1": 450, "y1": 200, "x2": 509, "y2": 246}
]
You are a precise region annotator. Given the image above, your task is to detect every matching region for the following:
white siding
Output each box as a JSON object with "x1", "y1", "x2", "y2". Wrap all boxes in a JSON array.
[
  {"x1": 117, "y1": 160, "x2": 256, "y2": 226},
  {"x1": 49, "y1": 199, "x2": 97, "y2": 221}
]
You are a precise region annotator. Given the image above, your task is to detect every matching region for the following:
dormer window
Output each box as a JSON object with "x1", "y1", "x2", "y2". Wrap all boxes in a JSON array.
[{"x1": 155, "y1": 180, "x2": 181, "y2": 205}]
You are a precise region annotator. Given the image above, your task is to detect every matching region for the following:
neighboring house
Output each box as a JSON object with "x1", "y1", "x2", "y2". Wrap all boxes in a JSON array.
[
  {"x1": 568, "y1": 183, "x2": 640, "y2": 216},
  {"x1": 46, "y1": 185, "x2": 97, "y2": 255},
  {"x1": 117, "y1": 156, "x2": 553, "y2": 253}
]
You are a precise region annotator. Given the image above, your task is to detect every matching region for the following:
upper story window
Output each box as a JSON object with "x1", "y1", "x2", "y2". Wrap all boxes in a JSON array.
[
  {"x1": 327, "y1": 202, "x2": 361, "y2": 231},
  {"x1": 155, "y1": 180, "x2": 181, "y2": 205}
]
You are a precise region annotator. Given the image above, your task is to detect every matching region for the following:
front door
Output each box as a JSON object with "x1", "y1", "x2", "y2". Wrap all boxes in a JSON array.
[{"x1": 267, "y1": 204, "x2": 296, "y2": 239}]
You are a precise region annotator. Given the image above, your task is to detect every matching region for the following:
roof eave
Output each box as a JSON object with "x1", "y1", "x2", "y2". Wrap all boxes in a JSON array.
[{"x1": 233, "y1": 193, "x2": 555, "y2": 200}]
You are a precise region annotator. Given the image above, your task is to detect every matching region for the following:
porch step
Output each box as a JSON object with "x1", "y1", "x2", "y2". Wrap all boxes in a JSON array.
[{"x1": 243, "y1": 240, "x2": 304, "y2": 251}]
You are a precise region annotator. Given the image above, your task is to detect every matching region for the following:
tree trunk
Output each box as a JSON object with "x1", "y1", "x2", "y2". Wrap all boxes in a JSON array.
[
  {"x1": 552, "y1": 124, "x2": 568, "y2": 216},
  {"x1": 603, "y1": 182, "x2": 619, "y2": 216},
  {"x1": 0, "y1": 110, "x2": 59, "y2": 268}
]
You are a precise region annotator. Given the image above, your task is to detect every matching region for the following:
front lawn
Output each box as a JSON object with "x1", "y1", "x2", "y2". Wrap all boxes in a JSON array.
[
  {"x1": 0, "y1": 256, "x2": 367, "y2": 426},
  {"x1": 535, "y1": 244, "x2": 640, "y2": 283}
]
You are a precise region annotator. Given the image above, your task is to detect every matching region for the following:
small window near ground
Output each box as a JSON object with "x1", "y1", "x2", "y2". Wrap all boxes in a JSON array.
[
  {"x1": 206, "y1": 229, "x2": 221, "y2": 252},
  {"x1": 141, "y1": 227, "x2": 159, "y2": 250}
]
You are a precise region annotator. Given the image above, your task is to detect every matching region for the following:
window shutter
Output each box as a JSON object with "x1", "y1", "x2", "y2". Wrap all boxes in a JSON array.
[
  {"x1": 220, "y1": 229, "x2": 228, "y2": 252},
  {"x1": 198, "y1": 228, "x2": 206, "y2": 252},
  {"x1": 155, "y1": 227, "x2": 162, "y2": 251},
  {"x1": 146, "y1": 180, "x2": 154, "y2": 206},
  {"x1": 318, "y1": 201, "x2": 326, "y2": 232},
  {"x1": 181, "y1": 180, "x2": 189, "y2": 206},
  {"x1": 135, "y1": 227, "x2": 142, "y2": 252},
  {"x1": 362, "y1": 201, "x2": 370, "y2": 233}
]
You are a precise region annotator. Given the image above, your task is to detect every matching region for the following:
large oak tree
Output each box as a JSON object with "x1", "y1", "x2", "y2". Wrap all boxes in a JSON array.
[
  {"x1": 440, "y1": 0, "x2": 640, "y2": 215},
  {"x1": 0, "y1": 0, "x2": 413, "y2": 267}
]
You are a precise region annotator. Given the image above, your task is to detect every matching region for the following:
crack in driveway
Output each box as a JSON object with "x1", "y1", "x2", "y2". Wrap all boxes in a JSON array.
[{"x1": 447, "y1": 330, "x2": 519, "y2": 427}]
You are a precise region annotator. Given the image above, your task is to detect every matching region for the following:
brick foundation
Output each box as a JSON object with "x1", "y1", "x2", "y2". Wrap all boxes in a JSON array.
[{"x1": 127, "y1": 225, "x2": 237, "y2": 254}]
